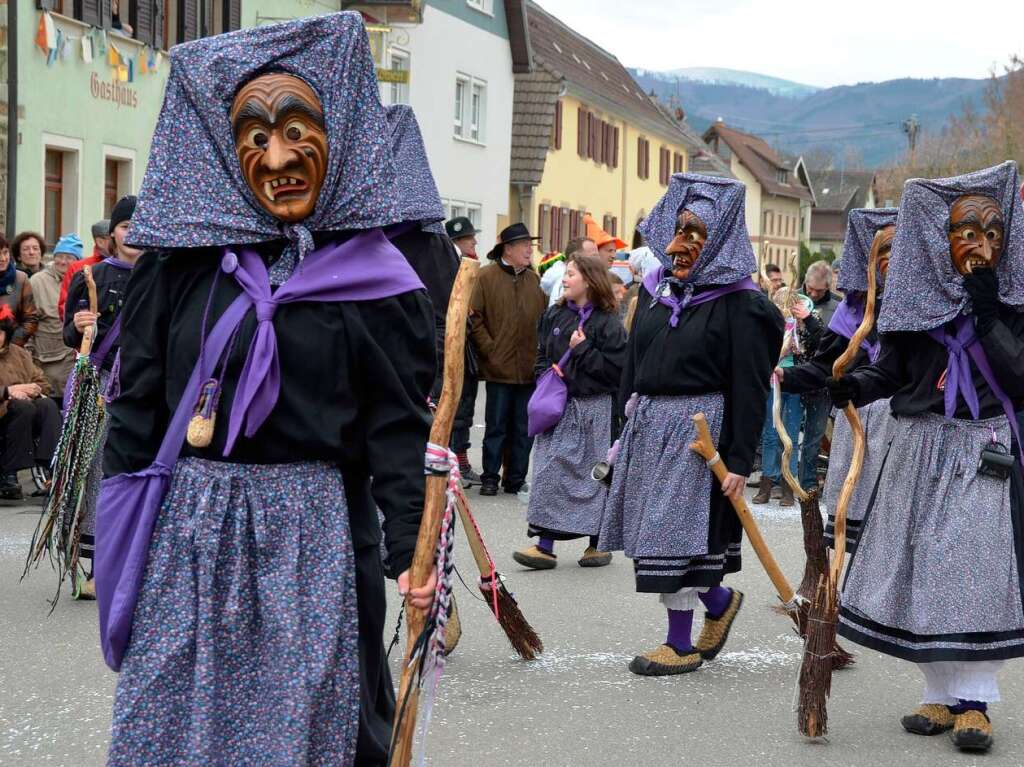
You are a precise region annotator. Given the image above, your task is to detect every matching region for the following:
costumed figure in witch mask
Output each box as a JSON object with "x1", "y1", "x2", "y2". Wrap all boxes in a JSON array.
[
  {"x1": 779, "y1": 208, "x2": 899, "y2": 551},
  {"x1": 513, "y1": 253, "x2": 627, "y2": 570},
  {"x1": 597, "y1": 174, "x2": 783, "y2": 676},
  {"x1": 61, "y1": 193, "x2": 140, "y2": 598},
  {"x1": 100, "y1": 14, "x2": 437, "y2": 766},
  {"x1": 829, "y1": 162, "x2": 1024, "y2": 753}
]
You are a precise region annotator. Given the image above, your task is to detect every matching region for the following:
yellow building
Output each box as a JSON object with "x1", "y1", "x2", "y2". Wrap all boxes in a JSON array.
[
  {"x1": 703, "y1": 122, "x2": 814, "y2": 284},
  {"x1": 504, "y1": 0, "x2": 727, "y2": 256}
]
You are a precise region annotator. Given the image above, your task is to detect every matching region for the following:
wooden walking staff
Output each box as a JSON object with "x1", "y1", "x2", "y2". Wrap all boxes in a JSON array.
[
  {"x1": 690, "y1": 414, "x2": 799, "y2": 610},
  {"x1": 390, "y1": 257, "x2": 479, "y2": 767},
  {"x1": 772, "y1": 288, "x2": 809, "y2": 507},
  {"x1": 453, "y1": 491, "x2": 544, "y2": 660},
  {"x1": 797, "y1": 232, "x2": 881, "y2": 738}
]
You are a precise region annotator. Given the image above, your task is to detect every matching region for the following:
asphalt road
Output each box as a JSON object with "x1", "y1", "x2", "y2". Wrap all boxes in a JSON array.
[{"x1": 3, "y1": 432, "x2": 1022, "y2": 766}]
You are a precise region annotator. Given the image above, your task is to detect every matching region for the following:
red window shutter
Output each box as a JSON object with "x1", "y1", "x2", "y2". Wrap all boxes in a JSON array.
[{"x1": 577, "y1": 108, "x2": 586, "y2": 157}]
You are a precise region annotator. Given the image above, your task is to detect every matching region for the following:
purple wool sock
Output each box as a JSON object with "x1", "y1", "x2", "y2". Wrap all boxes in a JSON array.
[
  {"x1": 537, "y1": 537, "x2": 555, "y2": 555},
  {"x1": 666, "y1": 609, "x2": 694, "y2": 653},
  {"x1": 950, "y1": 699, "x2": 988, "y2": 714},
  {"x1": 699, "y1": 586, "x2": 733, "y2": 619}
]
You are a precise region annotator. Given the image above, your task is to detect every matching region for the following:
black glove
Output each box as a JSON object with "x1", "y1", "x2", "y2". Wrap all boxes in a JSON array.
[
  {"x1": 963, "y1": 268, "x2": 1001, "y2": 335},
  {"x1": 826, "y1": 375, "x2": 859, "y2": 410}
]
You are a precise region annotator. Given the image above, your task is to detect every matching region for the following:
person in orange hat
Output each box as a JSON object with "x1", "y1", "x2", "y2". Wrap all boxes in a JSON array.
[{"x1": 583, "y1": 213, "x2": 627, "y2": 264}]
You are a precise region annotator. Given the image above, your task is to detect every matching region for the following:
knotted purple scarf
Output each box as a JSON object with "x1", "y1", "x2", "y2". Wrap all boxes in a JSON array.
[
  {"x1": 828, "y1": 298, "x2": 880, "y2": 362},
  {"x1": 643, "y1": 266, "x2": 758, "y2": 327},
  {"x1": 927, "y1": 315, "x2": 1022, "y2": 459},
  {"x1": 222, "y1": 227, "x2": 424, "y2": 454},
  {"x1": 564, "y1": 299, "x2": 594, "y2": 328}
]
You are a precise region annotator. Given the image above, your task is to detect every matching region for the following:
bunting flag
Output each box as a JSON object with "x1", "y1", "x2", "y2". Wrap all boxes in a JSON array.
[
  {"x1": 117, "y1": 64, "x2": 128, "y2": 82},
  {"x1": 36, "y1": 12, "x2": 57, "y2": 55},
  {"x1": 107, "y1": 41, "x2": 120, "y2": 67},
  {"x1": 127, "y1": 58, "x2": 135, "y2": 82},
  {"x1": 94, "y1": 28, "x2": 107, "y2": 56},
  {"x1": 82, "y1": 34, "x2": 93, "y2": 63},
  {"x1": 139, "y1": 46, "x2": 149, "y2": 75},
  {"x1": 47, "y1": 29, "x2": 63, "y2": 67}
]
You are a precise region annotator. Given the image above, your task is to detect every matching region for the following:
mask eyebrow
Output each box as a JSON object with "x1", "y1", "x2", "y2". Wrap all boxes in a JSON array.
[
  {"x1": 232, "y1": 100, "x2": 274, "y2": 137},
  {"x1": 950, "y1": 213, "x2": 983, "y2": 231},
  {"x1": 272, "y1": 94, "x2": 325, "y2": 129}
]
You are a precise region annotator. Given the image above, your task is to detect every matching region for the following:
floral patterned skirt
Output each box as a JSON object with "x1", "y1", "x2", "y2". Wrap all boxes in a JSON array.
[{"x1": 107, "y1": 458, "x2": 360, "y2": 766}]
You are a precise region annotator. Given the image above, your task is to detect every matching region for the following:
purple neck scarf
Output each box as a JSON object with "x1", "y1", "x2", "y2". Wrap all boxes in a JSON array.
[
  {"x1": 828, "y1": 298, "x2": 880, "y2": 362},
  {"x1": 220, "y1": 228, "x2": 424, "y2": 454},
  {"x1": 103, "y1": 256, "x2": 135, "y2": 271},
  {"x1": 927, "y1": 315, "x2": 1022, "y2": 458},
  {"x1": 643, "y1": 267, "x2": 759, "y2": 327},
  {"x1": 565, "y1": 299, "x2": 594, "y2": 326}
]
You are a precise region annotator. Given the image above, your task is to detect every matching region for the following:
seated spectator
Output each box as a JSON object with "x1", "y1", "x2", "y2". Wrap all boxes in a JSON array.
[
  {"x1": 0, "y1": 236, "x2": 38, "y2": 347},
  {"x1": 0, "y1": 306, "x2": 57, "y2": 500}
]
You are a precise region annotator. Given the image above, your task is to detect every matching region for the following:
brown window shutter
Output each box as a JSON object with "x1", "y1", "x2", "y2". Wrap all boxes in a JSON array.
[
  {"x1": 180, "y1": 0, "x2": 199, "y2": 42},
  {"x1": 539, "y1": 204, "x2": 551, "y2": 251},
  {"x1": 612, "y1": 217, "x2": 618, "y2": 237},
  {"x1": 602, "y1": 214, "x2": 612, "y2": 233},
  {"x1": 637, "y1": 138, "x2": 643, "y2": 177},
  {"x1": 225, "y1": 0, "x2": 241, "y2": 31},
  {"x1": 612, "y1": 127, "x2": 619, "y2": 168},
  {"x1": 79, "y1": 0, "x2": 102, "y2": 26},
  {"x1": 560, "y1": 207, "x2": 571, "y2": 252},
  {"x1": 133, "y1": 0, "x2": 155, "y2": 46},
  {"x1": 577, "y1": 108, "x2": 586, "y2": 157},
  {"x1": 644, "y1": 141, "x2": 650, "y2": 180}
]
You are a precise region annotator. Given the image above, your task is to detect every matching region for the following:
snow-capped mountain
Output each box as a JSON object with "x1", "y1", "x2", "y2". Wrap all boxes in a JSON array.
[{"x1": 631, "y1": 66, "x2": 820, "y2": 99}]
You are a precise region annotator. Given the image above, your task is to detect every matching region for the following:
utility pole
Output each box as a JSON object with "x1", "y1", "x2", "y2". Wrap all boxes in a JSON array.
[{"x1": 902, "y1": 114, "x2": 920, "y2": 158}]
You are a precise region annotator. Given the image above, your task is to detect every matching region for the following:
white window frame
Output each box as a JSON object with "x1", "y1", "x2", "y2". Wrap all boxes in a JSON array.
[
  {"x1": 385, "y1": 46, "x2": 410, "y2": 106},
  {"x1": 443, "y1": 199, "x2": 482, "y2": 231},
  {"x1": 453, "y1": 73, "x2": 487, "y2": 145},
  {"x1": 102, "y1": 144, "x2": 137, "y2": 200},
  {"x1": 466, "y1": 0, "x2": 494, "y2": 15},
  {"x1": 41, "y1": 133, "x2": 83, "y2": 242}
]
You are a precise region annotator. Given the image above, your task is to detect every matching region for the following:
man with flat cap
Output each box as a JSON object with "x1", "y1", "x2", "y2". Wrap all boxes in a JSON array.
[
  {"x1": 470, "y1": 223, "x2": 546, "y2": 495},
  {"x1": 446, "y1": 216, "x2": 484, "y2": 485}
]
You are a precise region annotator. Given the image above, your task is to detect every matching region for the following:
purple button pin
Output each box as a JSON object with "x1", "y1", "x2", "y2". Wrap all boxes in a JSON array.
[{"x1": 221, "y1": 251, "x2": 238, "y2": 274}]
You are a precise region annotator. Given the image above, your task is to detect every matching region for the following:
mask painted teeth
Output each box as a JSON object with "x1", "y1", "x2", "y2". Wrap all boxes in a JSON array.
[{"x1": 263, "y1": 181, "x2": 276, "y2": 202}]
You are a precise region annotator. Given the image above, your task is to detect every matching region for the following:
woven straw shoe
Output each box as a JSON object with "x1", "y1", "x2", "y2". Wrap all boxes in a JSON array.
[
  {"x1": 628, "y1": 644, "x2": 703, "y2": 676},
  {"x1": 900, "y1": 704, "x2": 954, "y2": 736}
]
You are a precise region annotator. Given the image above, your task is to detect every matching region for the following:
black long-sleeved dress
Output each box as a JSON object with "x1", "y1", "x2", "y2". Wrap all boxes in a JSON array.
[
  {"x1": 534, "y1": 303, "x2": 627, "y2": 398},
  {"x1": 63, "y1": 260, "x2": 132, "y2": 371},
  {"x1": 104, "y1": 236, "x2": 435, "y2": 765}
]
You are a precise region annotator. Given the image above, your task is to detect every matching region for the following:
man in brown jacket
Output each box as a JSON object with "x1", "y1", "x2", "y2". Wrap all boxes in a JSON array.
[{"x1": 471, "y1": 223, "x2": 547, "y2": 496}]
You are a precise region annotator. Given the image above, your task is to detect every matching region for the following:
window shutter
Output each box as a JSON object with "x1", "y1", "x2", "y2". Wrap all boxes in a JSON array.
[
  {"x1": 637, "y1": 138, "x2": 643, "y2": 178},
  {"x1": 180, "y1": 0, "x2": 199, "y2": 42},
  {"x1": 578, "y1": 208, "x2": 587, "y2": 237},
  {"x1": 79, "y1": 0, "x2": 102, "y2": 26},
  {"x1": 568, "y1": 210, "x2": 578, "y2": 239},
  {"x1": 550, "y1": 207, "x2": 560, "y2": 252},
  {"x1": 577, "y1": 108, "x2": 586, "y2": 157},
  {"x1": 539, "y1": 204, "x2": 551, "y2": 251},
  {"x1": 37, "y1": 0, "x2": 58, "y2": 10},
  {"x1": 560, "y1": 207, "x2": 571, "y2": 252},
  {"x1": 644, "y1": 141, "x2": 650, "y2": 180},
  {"x1": 612, "y1": 127, "x2": 619, "y2": 168},
  {"x1": 603, "y1": 214, "x2": 612, "y2": 234},
  {"x1": 588, "y1": 113, "x2": 597, "y2": 160},
  {"x1": 224, "y1": 0, "x2": 241, "y2": 31},
  {"x1": 133, "y1": 0, "x2": 155, "y2": 46},
  {"x1": 611, "y1": 217, "x2": 618, "y2": 237}
]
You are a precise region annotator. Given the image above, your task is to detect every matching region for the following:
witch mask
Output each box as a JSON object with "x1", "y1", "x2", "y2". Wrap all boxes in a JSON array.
[
  {"x1": 949, "y1": 195, "x2": 1004, "y2": 275},
  {"x1": 231, "y1": 72, "x2": 329, "y2": 223},
  {"x1": 874, "y1": 225, "x2": 896, "y2": 280},
  {"x1": 666, "y1": 210, "x2": 707, "y2": 280}
]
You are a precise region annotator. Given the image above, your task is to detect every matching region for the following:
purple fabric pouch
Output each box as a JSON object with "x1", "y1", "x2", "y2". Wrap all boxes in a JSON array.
[
  {"x1": 95, "y1": 294, "x2": 250, "y2": 671},
  {"x1": 527, "y1": 346, "x2": 573, "y2": 438}
]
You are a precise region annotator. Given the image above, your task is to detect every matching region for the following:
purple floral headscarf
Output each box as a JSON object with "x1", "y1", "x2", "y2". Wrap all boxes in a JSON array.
[
  {"x1": 385, "y1": 105, "x2": 445, "y2": 234},
  {"x1": 637, "y1": 173, "x2": 756, "y2": 286},
  {"x1": 128, "y1": 13, "x2": 399, "y2": 258},
  {"x1": 836, "y1": 207, "x2": 898, "y2": 294},
  {"x1": 879, "y1": 161, "x2": 1024, "y2": 333}
]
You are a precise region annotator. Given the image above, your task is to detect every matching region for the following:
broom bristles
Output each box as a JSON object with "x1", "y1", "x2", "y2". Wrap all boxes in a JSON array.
[
  {"x1": 798, "y1": 576, "x2": 839, "y2": 738},
  {"x1": 479, "y1": 576, "x2": 543, "y2": 661},
  {"x1": 798, "y1": 492, "x2": 828, "y2": 602}
]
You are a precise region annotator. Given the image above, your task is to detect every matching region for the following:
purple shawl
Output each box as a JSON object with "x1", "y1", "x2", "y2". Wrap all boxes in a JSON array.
[
  {"x1": 879, "y1": 161, "x2": 1024, "y2": 333},
  {"x1": 828, "y1": 297, "x2": 879, "y2": 362},
  {"x1": 642, "y1": 267, "x2": 759, "y2": 327}
]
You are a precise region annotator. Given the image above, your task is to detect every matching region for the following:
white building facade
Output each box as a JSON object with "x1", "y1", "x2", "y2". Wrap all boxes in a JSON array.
[{"x1": 376, "y1": 0, "x2": 514, "y2": 250}]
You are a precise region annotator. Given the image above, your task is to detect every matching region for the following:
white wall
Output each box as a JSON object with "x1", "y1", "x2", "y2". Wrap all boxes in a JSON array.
[{"x1": 383, "y1": 4, "x2": 513, "y2": 251}]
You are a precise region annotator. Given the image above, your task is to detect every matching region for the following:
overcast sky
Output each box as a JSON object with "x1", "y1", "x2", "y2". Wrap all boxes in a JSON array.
[{"x1": 536, "y1": 0, "x2": 1023, "y2": 87}]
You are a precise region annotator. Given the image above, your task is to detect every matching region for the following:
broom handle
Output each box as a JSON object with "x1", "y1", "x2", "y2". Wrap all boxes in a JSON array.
[
  {"x1": 79, "y1": 266, "x2": 98, "y2": 356},
  {"x1": 454, "y1": 493, "x2": 493, "y2": 575},
  {"x1": 690, "y1": 413, "x2": 796, "y2": 605},
  {"x1": 773, "y1": 325, "x2": 808, "y2": 503},
  {"x1": 390, "y1": 257, "x2": 479, "y2": 767},
  {"x1": 828, "y1": 239, "x2": 879, "y2": 585}
]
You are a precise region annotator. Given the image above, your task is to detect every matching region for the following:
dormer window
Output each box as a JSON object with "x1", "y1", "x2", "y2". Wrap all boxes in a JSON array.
[{"x1": 777, "y1": 168, "x2": 788, "y2": 184}]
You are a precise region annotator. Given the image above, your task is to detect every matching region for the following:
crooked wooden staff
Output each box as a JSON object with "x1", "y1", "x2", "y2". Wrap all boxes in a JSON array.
[
  {"x1": 690, "y1": 414, "x2": 800, "y2": 611},
  {"x1": 773, "y1": 293, "x2": 855, "y2": 669},
  {"x1": 390, "y1": 257, "x2": 479, "y2": 767},
  {"x1": 797, "y1": 233, "x2": 880, "y2": 738}
]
